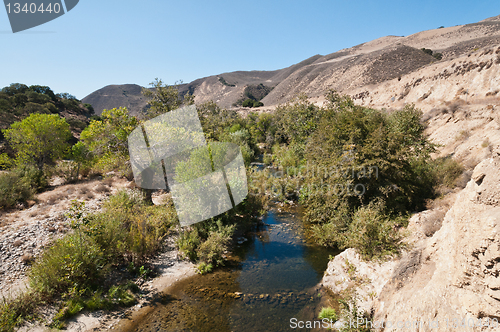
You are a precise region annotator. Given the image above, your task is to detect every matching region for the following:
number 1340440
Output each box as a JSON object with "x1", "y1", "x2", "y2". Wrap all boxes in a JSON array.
[{"x1": 6, "y1": 3, "x2": 61, "y2": 14}]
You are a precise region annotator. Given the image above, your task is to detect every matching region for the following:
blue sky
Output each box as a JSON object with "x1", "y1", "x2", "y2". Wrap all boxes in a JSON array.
[{"x1": 1, "y1": 0, "x2": 500, "y2": 99}]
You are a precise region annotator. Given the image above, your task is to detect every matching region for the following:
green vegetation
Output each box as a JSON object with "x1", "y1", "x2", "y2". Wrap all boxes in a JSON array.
[
  {"x1": 318, "y1": 307, "x2": 337, "y2": 322},
  {"x1": 141, "y1": 78, "x2": 194, "y2": 119},
  {"x1": 80, "y1": 107, "x2": 137, "y2": 177},
  {"x1": 0, "y1": 113, "x2": 75, "y2": 208},
  {"x1": 241, "y1": 91, "x2": 461, "y2": 260},
  {"x1": 0, "y1": 80, "x2": 466, "y2": 330},
  {"x1": 4, "y1": 113, "x2": 72, "y2": 171},
  {"x1": 421, "y1": 48, "x2": 443, "y2": 60},
  {"x1": 242, "y1": 99, "x2": 264, "y2": 108},
  {"x1": 0, "y1": 166, "x2": 43, "y2": 209},
  {"x1": 218, "y1": 76, "x2": 236, "y2": 87},
  {"x1": 25, "y1": 190, "x2": 176, "y2": 328},
  {"x1": 0, "y1": 83, "x2": 92, "y2": 125},
  {"x1": 234, "y1": 83, "x2": 272, "y2": 107}
]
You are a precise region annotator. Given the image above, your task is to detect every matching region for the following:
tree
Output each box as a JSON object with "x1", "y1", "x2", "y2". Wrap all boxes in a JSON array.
[
  {"x1": 197, "y1": 100, "x2": 238, "y2": 140},
  {"x1": 80, "y1": 107, "x2": 137, "y2": 176},
  {"x1": 142, "y1": 78, "x2": 183, "y2": 119},
  {"x1": 3, "y1": 113, "x2": 72, "y2": 171}
]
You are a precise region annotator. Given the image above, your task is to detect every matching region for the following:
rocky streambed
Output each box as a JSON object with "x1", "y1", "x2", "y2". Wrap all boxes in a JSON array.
[{"x1": 114, "y1": 205, "x2": 338, "y2": 332}]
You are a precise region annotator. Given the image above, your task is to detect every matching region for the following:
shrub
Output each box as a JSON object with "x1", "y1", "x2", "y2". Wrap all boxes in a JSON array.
[
  {"x1": 177, "y1": 219, "x2": 236, "y2": 269},
  {"x1": 421, "y1": 48, "x2": 433, "y2": 56},
  {"x1": 342, "y1": 201, "x2": 407, "y2": 259},
  {"x1": 433, "y1": 52, "x2": 443, "y2": 60},
  {"x1": 80, "y1": 107, "x2": 137, "y2": 176},
  {"x1": 242, "y1": 99, "x2": 256, "y2": 108},
  {"x1": 432, "y1": 157, "x2": 464, "y2": 188},
  {"x1": 0, "y1": 291, "x2": 41, "y2": 331},
  {"x1": 196, "y1": 262, "x2": 213, "y2": 275},
  {"x1": 318, "y1": 307, "x2": 337, "y2": 322},
  {"x1": 196, "y1": 224, "x2": 234, "y2": 266},
  {"x1": 0, "y1": 167, "x2": 37, "y2": 209},
  {"x1": 29, "y1": 233, "x2": 105, "y2": 297},
  {"x1": 85, "y1": 190, "x2": 176, "y2": 265},
  {"x1": 3, "y1": 113, "x2": 72, "y2": 171},
  {"x1": 177, "y1": 228, "x2": 201, "y2": 261}
]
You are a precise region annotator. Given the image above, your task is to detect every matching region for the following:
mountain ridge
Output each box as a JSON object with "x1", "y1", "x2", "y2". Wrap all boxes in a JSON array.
[{"x1": 83, "y1": 14, "x2": 500, "y2": 116}]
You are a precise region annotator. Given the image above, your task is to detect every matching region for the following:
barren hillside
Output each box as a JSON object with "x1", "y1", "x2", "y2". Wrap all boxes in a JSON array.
[{"x1": 82, "y1": 15, "x2": 500, "y2": 114}]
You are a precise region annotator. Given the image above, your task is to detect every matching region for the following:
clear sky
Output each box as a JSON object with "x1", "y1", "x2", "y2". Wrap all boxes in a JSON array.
[{"x1": 1, "y1": 0, "x2": 500, "y2": 99}]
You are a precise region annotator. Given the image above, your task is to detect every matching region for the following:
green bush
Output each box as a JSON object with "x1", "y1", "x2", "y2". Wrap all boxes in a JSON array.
[
  {"x1": 318, "y1": 307, "x2": 337, "y2": 322},
  {"x1": 0, "y1": 291, "x2": 41, "y2": 332},
  {"x1": 177, "y1": 219, "x2": 236, "y2": 270},
  {"x1": 242, "y1": 99, "x2": 256, "y2": 107},
  {"x1": 343, "y1": 201, "x2": 407, "y2": 259},
  {"x1": 195, "y1": 262, "x2": 213, "y2": 275},
  {"x1": 29, "y1": 233, "x2": 105, "y2": 297},
  {"x1": 79, "y1": 190, "x2": 176, "y2": 265},
  {"x1": 432, "y1": 156, "x2": 463, "y2": 188},
  {"x1": 0, "y1": 167, "x2": 39, "y2": 209},
  {"x1": 196, "y1": 224, "x2": 234, "y2": 266},
  {"x1": 177, "y1": 228, "x2": 201, "y2": 261}
]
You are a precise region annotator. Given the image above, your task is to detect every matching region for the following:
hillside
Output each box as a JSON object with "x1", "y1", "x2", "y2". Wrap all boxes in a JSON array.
[
  {"x1": 0, "y1": 84, "x2": 93, "y2": 153},
  {"x1": 81, "y1": 84, "x2": 149, "y2": 116},
  {"x1": 83, "y1": 15, "x2": 500, "y2": 114}
]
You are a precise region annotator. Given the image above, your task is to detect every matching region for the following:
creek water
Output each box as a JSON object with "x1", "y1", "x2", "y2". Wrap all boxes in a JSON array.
[{"x1": 126, "y1": 206, "x2": 338, "y2": 332}]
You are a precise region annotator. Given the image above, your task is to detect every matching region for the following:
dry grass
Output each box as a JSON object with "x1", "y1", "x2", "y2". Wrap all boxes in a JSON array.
[
  {"x1": 45, "y1": 194, "x2": 59, "y2": 205},
  {"x1": 102, "y1": 177, "x2": 115, "y2": 186},
  {"x1": 78, "y1": 187, "x2": 89, "y2": 195},
  {"x1": 426, "y1": 193, "x2": 456, "y2": 211},
  {"x1": 422, "y1": 210, "x2": 446, "y2": 237},
  {"x1": 94, "y1": 183, "x2": 110, "y2": 193},
  {"x1": 455, "y1": 129, "x2": 470, "y2": 142},
  {"x1": 20, "y1": 253, "x2": 33, "y2": 264}
]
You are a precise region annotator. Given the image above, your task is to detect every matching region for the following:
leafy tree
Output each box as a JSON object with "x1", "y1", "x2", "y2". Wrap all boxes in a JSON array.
[
  {"x1": 1, "y1": 83, "x2": 28, "y2": 96},
  {"x1": 80, "y1": 107, "x2": 137, "y2": 175},
  {"x1": 66, "y1": 142, "x2": 90, "y2": 182},
  {"x1": 300, "y1": 94, "x2": 436, "y2": 258},
  {"x1": 3, "y1": 113, "x2": 72, "y2": 171},
  {"x1": 83, "y1": 103, "x2": 95, "y2": 114},
  {"x1": 274, "y1": 94, "x2": 323, "y2": 145},
  {"x1": 242, "y1": 99, "x2": 255, "y2": 108},
  {"x1": 28, "y1": 85, "x2": 56, "y2": 101},
  {"x1": 246, "y1": 112, "x2": 277, "y2": 145},
  {"x1": 197, "y1": 100, "x2": 238, "y2": 140},
  {"x1": 142, "y1": 78, "x2": 193, "y2": 119},
  {"x1": 56, "y1": 92, "x2": 77, "y2": 100}
]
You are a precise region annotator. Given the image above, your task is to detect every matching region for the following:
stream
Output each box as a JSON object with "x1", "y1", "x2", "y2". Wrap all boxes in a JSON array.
[{"x1": 125, "y1": 206, "x2": 338, "y2": 332}]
